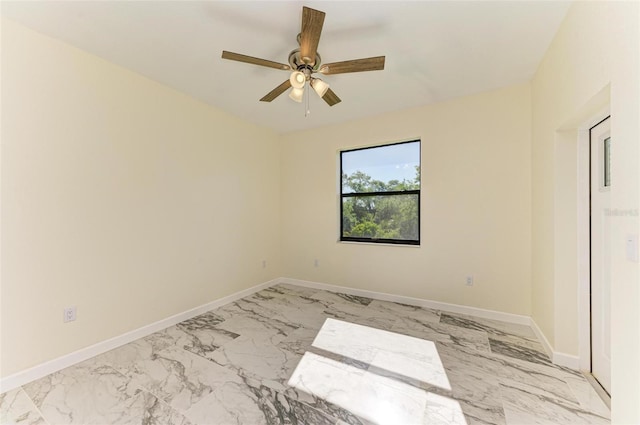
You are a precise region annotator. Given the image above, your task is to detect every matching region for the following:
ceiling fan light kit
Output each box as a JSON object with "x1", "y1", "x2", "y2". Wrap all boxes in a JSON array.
[
  {"x1": 221, "y1": 6, "x2": 385, "y2": 109},
  {"x1": 310, "y1": 78, "x2": 329, "y2": 98},
  {"x1": 289, "y1": 87, "x2": 304, "y2": 103},
  {"x1": 289, "y1": 71, "x2": 306, "y2": 89}
]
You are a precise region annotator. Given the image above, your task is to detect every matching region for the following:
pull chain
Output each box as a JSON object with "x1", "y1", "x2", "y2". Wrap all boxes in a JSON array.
[{"x1": 305, "y1": 82, "x2": 311, "y2": 117}]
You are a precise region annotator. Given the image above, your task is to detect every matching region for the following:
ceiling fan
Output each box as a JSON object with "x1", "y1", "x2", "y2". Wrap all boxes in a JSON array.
[{"x1": 221, "y1": 6, "x2": 385, "y2": 107}]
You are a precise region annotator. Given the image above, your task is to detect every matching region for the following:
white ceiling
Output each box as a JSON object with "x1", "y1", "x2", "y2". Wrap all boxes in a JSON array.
[{"x1": 1, "y1": 1, "x2": 570, "y2": 134}]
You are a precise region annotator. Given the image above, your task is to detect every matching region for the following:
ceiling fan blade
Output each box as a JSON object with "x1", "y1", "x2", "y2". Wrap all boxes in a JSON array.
[
  {"x1": 322, "y1": 88, "x2": 341, "y2": 106},
  {"x1": 222, "y1": 51, "x2": 290, "y2": 71},
  {"x1": 299, "y1": 6, "x2": 325, "y2": 66},
  {"x1": 319, "y1": 56, "x2": 385, "y2": 75},
  {"x1": 260, "y1": 80, "x2": 292, "y2": 102}
]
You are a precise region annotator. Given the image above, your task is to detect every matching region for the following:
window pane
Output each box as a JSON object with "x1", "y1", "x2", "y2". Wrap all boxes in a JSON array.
[
  {"x1": 604, "y1": 137, "x2": 611, "y2": 187},
  {"x1": 342, "y1": 194, "x2": 419, "y2": 242},
  {"x1": 342, "y1": 142, "x2": 420, "y2": 194}
]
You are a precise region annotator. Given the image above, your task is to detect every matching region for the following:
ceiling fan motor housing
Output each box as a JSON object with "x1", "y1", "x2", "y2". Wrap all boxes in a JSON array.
[{"x1": 288, "y1": 48, "x2": 322, "y2": 75}]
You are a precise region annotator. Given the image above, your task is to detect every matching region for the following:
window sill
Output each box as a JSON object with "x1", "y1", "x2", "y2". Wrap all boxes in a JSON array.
[{"x1": 338, "y1": 240, "x2": 421, "y2": 248}]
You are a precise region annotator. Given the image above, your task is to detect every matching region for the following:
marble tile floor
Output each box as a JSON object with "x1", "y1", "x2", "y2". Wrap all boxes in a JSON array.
[{"x1": 1, "y1": 283, "x2": 610, "y2": 425}]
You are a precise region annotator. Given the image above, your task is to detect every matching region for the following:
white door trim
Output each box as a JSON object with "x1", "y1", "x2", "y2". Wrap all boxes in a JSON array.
[
  {"x1": 577, "y1": 107, "x2": 610, "y2": 372},
  {"x1": 589, "y1": 116, "x2": 612, "y2": 393}
]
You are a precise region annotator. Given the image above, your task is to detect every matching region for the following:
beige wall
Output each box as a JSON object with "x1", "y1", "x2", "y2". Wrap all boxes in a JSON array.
[
  {"x1": 531, "y1": 2, "x2": 639, "y2": 422},
  {"x1": 280, "y1": 84, "x2": 532, "y2": 316},
  {"x1": 0, "y1": 20, "x2": 282, "y2": 377}
]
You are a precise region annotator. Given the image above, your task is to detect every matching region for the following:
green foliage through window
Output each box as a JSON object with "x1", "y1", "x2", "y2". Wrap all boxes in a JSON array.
[{"x1": 340, "y1": 141, "x2": 420, "y2": 245}]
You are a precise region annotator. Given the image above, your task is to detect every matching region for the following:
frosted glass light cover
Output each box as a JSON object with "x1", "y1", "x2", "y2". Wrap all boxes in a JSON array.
[
  {"x1": 290, "y1": 71, "x2": 306, "y2": 89},
  {"x1": 311, "y1": 78, "x2": 329, "y2": 97},
  {"x1": 289, "y1": 87, "x2": 304, "y2": 102}
]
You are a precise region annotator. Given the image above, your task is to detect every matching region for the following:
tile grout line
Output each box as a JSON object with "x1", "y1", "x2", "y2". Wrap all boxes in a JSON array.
[{"x1": 19, "y1": 386, "x2": 51, "y2": 425}]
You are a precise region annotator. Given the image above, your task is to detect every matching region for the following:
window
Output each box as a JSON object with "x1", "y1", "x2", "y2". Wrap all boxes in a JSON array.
[
  {"x1": 604, "y1": 136, "x2": 611, "y2": 187},
  {"x1": 340, "y1": 140, "x2": 420, "y2": 245}
]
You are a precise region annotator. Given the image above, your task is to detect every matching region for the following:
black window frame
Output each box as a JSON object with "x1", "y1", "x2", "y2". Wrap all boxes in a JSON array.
[{"x1": 340, "y1": 140, "x2": 421, "y2": 246}]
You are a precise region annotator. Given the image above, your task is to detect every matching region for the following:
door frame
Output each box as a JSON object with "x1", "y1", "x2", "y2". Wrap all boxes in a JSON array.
[
  {"x1": 588, "y1": 115, "x2": 612, "y2": 395},
  {"x1": 577, "y1": 107, "x2": 610, "y2": 374}
]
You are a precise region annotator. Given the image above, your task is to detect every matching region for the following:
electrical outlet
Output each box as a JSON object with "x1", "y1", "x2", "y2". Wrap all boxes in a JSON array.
[
  {"x1": 466, "y1": 276, "x2": 474, "y2": 286},
  {"x1": 314, "y1": 259, "x2": 319, "y2": 267},
  {"x1": 63, "y1": 306, "x2": 77, "y2": 323},
  {"x1": 262, "y1": 260, "x2": 267, "y2": 269}
]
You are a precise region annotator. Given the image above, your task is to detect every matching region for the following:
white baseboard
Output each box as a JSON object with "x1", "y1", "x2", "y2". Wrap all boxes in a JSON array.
[
  {"x1": 530, "y1": 317, "x2": 581, "y2": 370},
  {"x1": 0, "y1": 279, "x2": 279, "y2": 394},
  {"x1": 279, "y1": 277, "x2": 531, "y2": 325},
  {"x1": 553, "y1": 352, "x2": 580, "y2": 369},
  {"x1": 2, "y1": 276, "x2": 582, "y2": 394},
  {"x1": 281, "y1": 278, "x2": 582, "y2": 370},
  {"x1": 530, "y1": 318, "x2": 555, "y2": 359}
]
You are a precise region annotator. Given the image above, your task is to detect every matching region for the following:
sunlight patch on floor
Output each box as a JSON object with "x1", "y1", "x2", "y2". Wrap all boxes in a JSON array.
[
  {"x1": 312, "y1": 318, "x2": 451, "y2": 391},
  {"x1": 287, "y1": 319, "x2": 466, "y2": 425}
]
